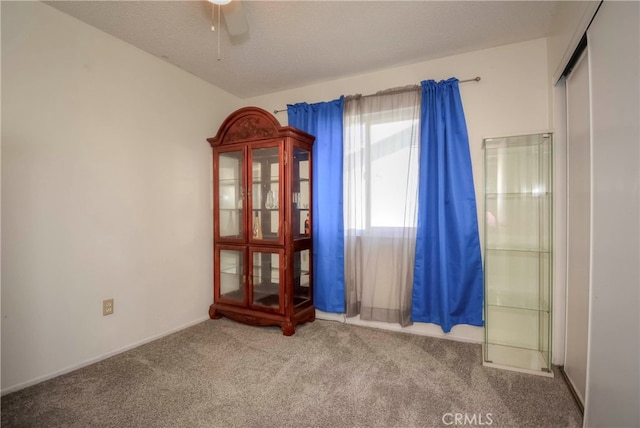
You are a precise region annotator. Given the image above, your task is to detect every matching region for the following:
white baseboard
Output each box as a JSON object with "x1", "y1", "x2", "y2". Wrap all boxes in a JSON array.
[
  {"x1": 1, "y1": 316, "x2": 210, "y2": 396},
  {"x1": 315, "y1": 310, "x2": 484, "y2": 344}
]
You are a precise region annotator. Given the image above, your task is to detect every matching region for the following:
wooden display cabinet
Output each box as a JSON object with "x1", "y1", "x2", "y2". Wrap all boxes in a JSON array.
[{"x1": 208, "y1": 107, "x2": 315, "y2": 336}]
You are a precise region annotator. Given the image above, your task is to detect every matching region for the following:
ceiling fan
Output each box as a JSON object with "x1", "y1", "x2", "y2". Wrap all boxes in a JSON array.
[{"x1": 208, "y1": 0, "x2": 249, "y2": 59}]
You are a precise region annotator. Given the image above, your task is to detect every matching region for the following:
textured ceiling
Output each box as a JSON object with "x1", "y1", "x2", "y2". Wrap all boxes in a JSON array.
[{"x1": 46, "y1": 1, "x2": 560, "y2": 99}]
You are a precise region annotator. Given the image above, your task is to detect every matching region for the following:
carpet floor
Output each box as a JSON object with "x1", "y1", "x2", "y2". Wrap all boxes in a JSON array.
[{"x1": 2, "y1": 318, "x2": 582, "y2": 427}]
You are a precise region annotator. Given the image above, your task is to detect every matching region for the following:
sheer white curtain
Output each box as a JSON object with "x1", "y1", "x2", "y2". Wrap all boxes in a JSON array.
[{"x1": 343, "y1": 89, "x2": 420, "y2": 326}]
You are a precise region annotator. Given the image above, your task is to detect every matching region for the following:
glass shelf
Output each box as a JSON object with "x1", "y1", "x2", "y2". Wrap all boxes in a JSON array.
[
  {"x1": 485, "y1": 193, "x2": 550, "y2": 251},
  {"x1": 486, "y1": 247, "x2": 550, "y2": 253},
  {"x1": 484, "y1": 343, "x2": 552, "y2": 375},
  {"x1": 252, "y1": 177, "x2": 279, "y2": 183},
  {"x1": 485, "y1": 305, "x2": 550, "y2": 350},
  {"x1": 484, "y1": 134, "x2": 552, "y2": 195},
  {"x1": 486, "y1": 304, "x2": 550, "y2": 313},
  {"x1": 484, "y1": 248, "x2": 550, "y2": 311},
  {"x1": 485, "y1": 192, "x2": 551, "y2": 197}
]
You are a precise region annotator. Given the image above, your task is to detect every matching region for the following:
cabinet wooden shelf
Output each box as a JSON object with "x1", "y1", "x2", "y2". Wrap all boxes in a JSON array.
[
  {"x1": 483, "y1": 132, "x2": 553, "y2": 377},
  {"x1": 208, "y1": 106, "x2": 315, "y2": 336}
]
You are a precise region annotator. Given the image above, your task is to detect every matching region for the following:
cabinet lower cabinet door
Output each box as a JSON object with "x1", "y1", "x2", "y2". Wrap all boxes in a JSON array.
[
  {"x1": 293, "y1": 248, "x2": 311, "y2": 306},
  {"x1": 250, "y1": 248, "x2": 284, "y2": 313},
  {"x1": 216, "y1": 248, "x2": 246, "y2": 306}
]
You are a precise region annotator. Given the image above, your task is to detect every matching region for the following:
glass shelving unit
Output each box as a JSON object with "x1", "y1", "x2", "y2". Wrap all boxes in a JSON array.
[{"x1": 482, "y1": 133, "x2": 553, "y2": 377}]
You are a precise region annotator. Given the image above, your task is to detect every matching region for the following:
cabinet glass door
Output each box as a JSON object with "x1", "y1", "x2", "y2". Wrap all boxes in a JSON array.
[
  {"x1": 217, "y1": 248, "x2": 245, "y2": 305},
  {"x1": 217, "y1": 150, "x2": 244, "y2": 240},
  {"x1": 293, "y1": 249, "x2": 312, "y2": 306},
  {"x1": 251, "y1": 249, "x2": 283, "y2": 313},
  {"x1": 292, "y1": 147, "x2": 311, "y2": 239},
  {"x1": 250, "y1": 146, "x2": 281, "y2": 242}
]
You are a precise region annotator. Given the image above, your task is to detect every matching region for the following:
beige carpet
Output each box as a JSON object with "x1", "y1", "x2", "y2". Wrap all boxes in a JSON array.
[{"x1": 2, "y1": 318, "x2": 582, "y2": 427}]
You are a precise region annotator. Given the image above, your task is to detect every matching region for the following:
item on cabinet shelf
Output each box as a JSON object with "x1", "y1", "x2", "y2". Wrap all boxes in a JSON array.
[
  {"x1": 226, "y1": 210, "x2": 236, "y2": 236},
  {"x1": 253, "y1": 214, "x2": 263, "y2": 239},
  {"x1": 207, "y1": 106, "x2": 316, "y2": 336},
  {"x1": 304, "y1": 213, "x2": 310, "y2": 235},
  {"x1": 265, "y1": 190, "x2": 275, "y2": 209}
]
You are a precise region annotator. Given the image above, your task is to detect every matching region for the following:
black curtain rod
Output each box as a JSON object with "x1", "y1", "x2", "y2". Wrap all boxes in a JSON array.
[{"x1": 273, "y1": 76, "x2": 481, "y2": 114}]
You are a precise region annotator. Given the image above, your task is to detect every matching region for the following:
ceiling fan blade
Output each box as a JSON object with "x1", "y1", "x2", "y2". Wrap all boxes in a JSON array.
[{"x1": 222, "y1": 1, "x2": 248, "y2": 37}]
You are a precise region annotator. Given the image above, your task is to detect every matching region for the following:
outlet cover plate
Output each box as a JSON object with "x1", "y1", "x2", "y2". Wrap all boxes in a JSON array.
[{"x1": 103, "y1": 299, "x2": 114, "y2": 316}]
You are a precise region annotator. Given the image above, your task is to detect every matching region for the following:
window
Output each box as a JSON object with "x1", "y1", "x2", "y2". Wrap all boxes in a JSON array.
[{"x1": 344, "y1": 94, "x2": 420, "y2": 232}]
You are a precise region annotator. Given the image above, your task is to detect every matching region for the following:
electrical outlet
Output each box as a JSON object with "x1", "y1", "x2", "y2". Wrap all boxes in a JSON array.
[{"x1": 103, "y1": 299, "x2": 114, "y2": 316}]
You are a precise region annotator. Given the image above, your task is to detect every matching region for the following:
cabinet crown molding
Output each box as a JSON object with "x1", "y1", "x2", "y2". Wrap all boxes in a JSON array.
[{"x1": 208, "y1": 106, "x2": 313, "y2": 147}]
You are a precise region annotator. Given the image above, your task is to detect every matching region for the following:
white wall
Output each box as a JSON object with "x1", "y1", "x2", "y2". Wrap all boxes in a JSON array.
[
  {"x1": 246, "y1": 38, "x2": 551, "y2": 343},
  {"x1": 1, "y1": 1, "x2": 241, "y2": 393}
]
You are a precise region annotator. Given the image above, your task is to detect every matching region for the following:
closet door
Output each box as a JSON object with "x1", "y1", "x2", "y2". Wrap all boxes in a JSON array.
[
  {"x1": 585, "y1": 2, "x2": 640, "y2": 424},
  {"x1": 564, "y1": 49, "x2": 590, "y2": 406}
]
